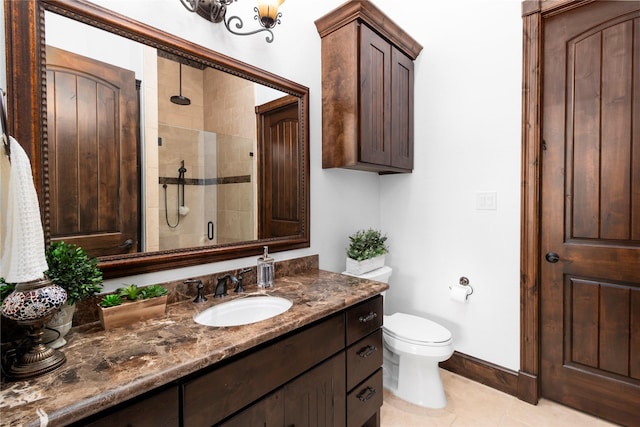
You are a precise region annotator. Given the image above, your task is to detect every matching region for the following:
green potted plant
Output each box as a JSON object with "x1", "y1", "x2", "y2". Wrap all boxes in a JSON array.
[
  {"x1": 43, "y1": 241, "x2": 103, "y2": 348},
  {"x1": 345, "y1": 228, "x2": 389, "y2": 275},
  {"x1": 98, "y1": 284, "x2": 169, "y2": 330}
]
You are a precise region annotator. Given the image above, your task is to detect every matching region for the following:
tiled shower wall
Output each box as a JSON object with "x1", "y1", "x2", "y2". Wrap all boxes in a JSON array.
[{"x1": 146, "y1": 55, "x2": 255, "y2": 251}]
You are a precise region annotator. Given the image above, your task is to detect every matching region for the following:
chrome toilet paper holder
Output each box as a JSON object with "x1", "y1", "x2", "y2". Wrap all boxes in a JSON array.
[{"x1": 449, "y1": 276, "x2": 474, "y2": 299}]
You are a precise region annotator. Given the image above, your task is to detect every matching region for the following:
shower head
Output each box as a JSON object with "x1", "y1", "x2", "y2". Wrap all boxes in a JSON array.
[
  {"x1": 171, "y1": 63, "x2": 191, "y2": 106},
  {"x1": 170, "y1": 95, "x2": 191, "y2": 105}
]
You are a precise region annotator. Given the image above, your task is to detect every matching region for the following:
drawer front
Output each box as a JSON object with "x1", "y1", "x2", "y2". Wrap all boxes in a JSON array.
[
  {"x1": 347, "y1": 369, "x2": 383, "y2": 427},
  {"x1": 346, "y1": 295, "x2": 383, "y2": 345},
  {"x1": 346, "y1": 329, "x2": 383, "y2": 391}
]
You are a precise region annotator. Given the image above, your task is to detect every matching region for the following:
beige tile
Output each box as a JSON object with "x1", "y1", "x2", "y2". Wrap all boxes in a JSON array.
[
  {"x1": 380, "y1": 369, "x2": 620, "y2": 427},
  {"x1": 506, "y1": 397, "x2": 618, "y2": 427}
]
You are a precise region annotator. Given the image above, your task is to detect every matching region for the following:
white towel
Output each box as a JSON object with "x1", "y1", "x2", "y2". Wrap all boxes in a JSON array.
[{"x1": 0, "y1": 136, "x2": 48, "y2": 283}]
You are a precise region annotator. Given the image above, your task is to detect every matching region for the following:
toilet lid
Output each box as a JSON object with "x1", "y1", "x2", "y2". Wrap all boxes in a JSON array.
[{"x1": 383, "y1": 312, "x2": 452, "y2": 344}]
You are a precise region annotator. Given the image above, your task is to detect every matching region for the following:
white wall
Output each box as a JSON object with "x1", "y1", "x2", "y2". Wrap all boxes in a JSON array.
[
  {"x1": 376, "y1": 1, "x2": 522, "y2": 371},
  {"x1": 1, "y1": 0, "x2": 522, "y2": 371}
]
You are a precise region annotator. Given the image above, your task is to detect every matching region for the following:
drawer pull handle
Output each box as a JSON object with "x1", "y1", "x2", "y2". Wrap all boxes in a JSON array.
[
  {"x1": 358, "y1": 345, "x2": 377, "y2": 358},
  {"x1": 358, "y1": 312, "x2": 378, "y2": 323},
  {"x1": 357, "y1": 386, "x2": 377, "y2": 402}
]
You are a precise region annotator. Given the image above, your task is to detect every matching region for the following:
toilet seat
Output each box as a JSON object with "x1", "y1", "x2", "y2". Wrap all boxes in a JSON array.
[{"x1": 383, "y1": 312, "x2": 452, "y2": 346}]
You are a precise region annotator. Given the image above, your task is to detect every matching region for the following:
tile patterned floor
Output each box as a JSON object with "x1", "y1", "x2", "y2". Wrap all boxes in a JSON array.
[{"x1": 380, "y1": 369, "x2": 619, "y2": 426}]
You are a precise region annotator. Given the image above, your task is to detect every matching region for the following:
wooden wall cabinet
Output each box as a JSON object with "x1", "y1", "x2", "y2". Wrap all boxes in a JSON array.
[{"x1": 315, "y1": 0, "x2": 423, "y2": 174}]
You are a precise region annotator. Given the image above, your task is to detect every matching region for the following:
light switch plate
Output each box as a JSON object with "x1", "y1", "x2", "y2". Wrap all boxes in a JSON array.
[{"x1": 476, "y1": 191, "x2": 497, "y2": 210}]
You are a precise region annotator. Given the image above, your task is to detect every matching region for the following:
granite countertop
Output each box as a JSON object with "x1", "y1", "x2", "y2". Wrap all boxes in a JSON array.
[{"x1": 0, "y1": 269, "x2": 387, "y2": 427}]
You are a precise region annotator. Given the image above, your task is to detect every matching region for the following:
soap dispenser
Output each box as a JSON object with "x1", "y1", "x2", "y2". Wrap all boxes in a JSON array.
[{"x1": 257, "y1": 246, "x2": 274, "y2": 288}]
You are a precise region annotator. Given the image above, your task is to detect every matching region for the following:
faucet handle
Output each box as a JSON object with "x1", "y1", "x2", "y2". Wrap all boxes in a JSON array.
[
  {"x1": 233, "y1": 268, "x2": 251, "y2": 293},
  {"x1": 237, "y1": 268, "x2": 251, "y2": 278},
  {"x1": 185, "y1": 279, "x2": 207, "y2": 303}
]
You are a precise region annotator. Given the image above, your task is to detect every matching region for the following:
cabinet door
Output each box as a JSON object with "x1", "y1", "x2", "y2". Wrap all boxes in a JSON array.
[
  {"x1": 218, "y1": 390, "x2": 284, "y2": 427},
  {"x1": 391, "y1": 47, "x2": 414, "y2": 170},
  {"x1": 284, "y1": 353, "x2": 346, "y2": 427},
  {"x1": 359, "y1": 24, "x2": 391, "y2": 167}
]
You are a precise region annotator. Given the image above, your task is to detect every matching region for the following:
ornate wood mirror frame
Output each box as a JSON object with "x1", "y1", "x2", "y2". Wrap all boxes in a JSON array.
[{"x1": 4, "y1": 0, "x2": 310, "y2": 279}]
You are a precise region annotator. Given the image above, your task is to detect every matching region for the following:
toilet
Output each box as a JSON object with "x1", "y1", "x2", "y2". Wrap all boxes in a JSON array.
[{"x1": 344, "y1": 266, "x2": 454, "y2": 409}]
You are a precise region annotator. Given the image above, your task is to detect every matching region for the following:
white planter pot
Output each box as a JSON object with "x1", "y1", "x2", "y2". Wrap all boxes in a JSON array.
[
  {"x1": 43, "y1": 303, "x2": 76, "y2": 349},
  {"x1": 345, "y1": 255, "x2": 386, "y2": 275}
]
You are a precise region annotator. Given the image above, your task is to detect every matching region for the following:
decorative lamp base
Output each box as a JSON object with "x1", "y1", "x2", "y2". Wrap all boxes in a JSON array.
[
  {"x1": 5, "y1": 318, "x2": 66, "y2": 379},
  {"x1": 1, "y1": 277, "x2": 68, "y2": 379}
]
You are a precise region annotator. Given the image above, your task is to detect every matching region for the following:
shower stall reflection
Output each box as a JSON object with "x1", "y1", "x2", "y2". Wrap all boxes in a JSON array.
[{"x1": 157, "y1": 125, "x2": 256, "y2": 251}]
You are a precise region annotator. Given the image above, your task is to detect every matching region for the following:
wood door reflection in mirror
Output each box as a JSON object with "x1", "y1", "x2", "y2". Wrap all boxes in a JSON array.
[
  {"x1": 46, "y1": 45, "x2": 140, "y2": 256},
  {"x1": 258, "y1": 96, "x2": 300, "y2": 238}
]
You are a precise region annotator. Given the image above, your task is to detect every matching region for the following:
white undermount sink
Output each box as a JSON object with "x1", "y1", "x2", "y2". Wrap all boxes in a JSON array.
[{"x1": 193, "y1": 295, "x2": 293, "y2": 327}]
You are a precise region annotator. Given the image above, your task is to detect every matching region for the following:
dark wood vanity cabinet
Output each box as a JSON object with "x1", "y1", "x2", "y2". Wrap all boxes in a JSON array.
[
  {"x1": 73, "y1": 295, "x2": 384, "y2": 427},
  {"x1": 315, "y1": 0, "x2": 422, "y2": 174},
  {"x1": 217, "y1": 295, "x2": 384, "y2": 427},
  {"x1": 188, "y1": 295, "x2": 384, "y2": 427}
]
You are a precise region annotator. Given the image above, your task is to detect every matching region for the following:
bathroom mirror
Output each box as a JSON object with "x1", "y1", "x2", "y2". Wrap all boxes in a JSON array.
[{"x1": 4, "y1": 0, "x2": 310, "y2": 278}]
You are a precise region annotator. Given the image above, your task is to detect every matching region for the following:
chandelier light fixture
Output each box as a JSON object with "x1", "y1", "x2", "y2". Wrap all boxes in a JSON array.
[{"x1": 179, "y1": 0, "x2": 285, "y2": 43}]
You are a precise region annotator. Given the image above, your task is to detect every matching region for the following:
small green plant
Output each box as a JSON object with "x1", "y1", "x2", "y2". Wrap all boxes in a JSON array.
[
  {"x1": 101, "y1": 284, "x2": 169, "y2": 308},
  {"x1": 99, "y1": 294, "x2": 123, "y2": 308},
  {"x1": 141, "y1": 285, "x2": 168, "y2": 299},
  {"x1": 117, "y1": 284, "x2": 144, "y2": 301},
  {"x1": 45, "y1": 241, "x2": 103, "y2": 305},
  {"x1": 346, "y1": 229, "x2": 389, "y2": 261}
]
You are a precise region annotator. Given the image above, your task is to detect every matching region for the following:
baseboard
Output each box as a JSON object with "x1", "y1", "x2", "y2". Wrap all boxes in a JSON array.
[
  {"x1": 439, "y1": 351, "x2": 519, "y2": 397},
  {"x1": 516, "y1": 370, "x2": 539, "y2": 404}
]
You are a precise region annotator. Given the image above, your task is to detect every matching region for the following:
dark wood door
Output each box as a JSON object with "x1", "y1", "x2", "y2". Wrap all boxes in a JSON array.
[
  {"x1": 257, "y1": 95, "x2": 300, "y2": 238},
  {"x1": 540, "y1": 3, "x2": 640, "y2": 425},
  {"x1": 46, "y1": 46, "x2": 140, "y2": 257}
]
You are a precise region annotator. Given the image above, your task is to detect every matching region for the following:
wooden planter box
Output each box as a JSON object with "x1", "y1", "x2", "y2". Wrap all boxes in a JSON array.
[
  {"x1": 345, "y1": 255, "x2": 386, "y2": 275},
  {"x1": 98, "y1": 295, "x2": 168, "y2": 330}
]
